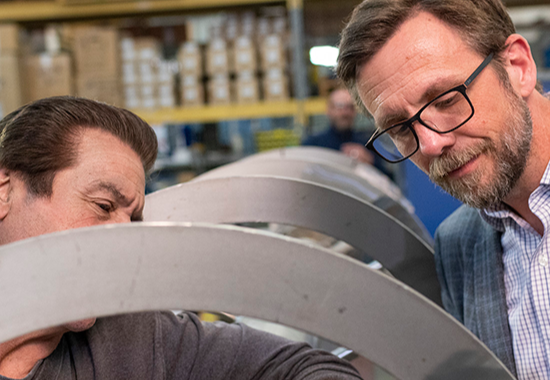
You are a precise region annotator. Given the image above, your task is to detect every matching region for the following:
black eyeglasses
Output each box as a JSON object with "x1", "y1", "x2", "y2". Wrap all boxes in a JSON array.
[{"x1": 366, "y1": 52, "x2": 494, "y2": 163}]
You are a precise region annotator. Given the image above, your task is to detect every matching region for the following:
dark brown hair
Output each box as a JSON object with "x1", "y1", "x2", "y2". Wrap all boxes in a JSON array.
[
  {"x1": 337, "y1": 0, "x2": 516, "y2": 112},
  {"x1": 0, "y1": 96, "x2": 158, "y2": 196}
]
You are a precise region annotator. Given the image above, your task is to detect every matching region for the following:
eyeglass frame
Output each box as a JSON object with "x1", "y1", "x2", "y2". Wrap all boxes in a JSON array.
[{"x1": 365, "y1": 52, "x2": 495, "y2": 163}]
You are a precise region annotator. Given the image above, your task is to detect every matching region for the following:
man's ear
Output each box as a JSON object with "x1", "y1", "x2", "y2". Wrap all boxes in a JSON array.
[
  {"x1": 0, "y1": 169, "x2": 11, "y2": 220},
  {"x1": 502, "y1": 34, "x2": 538, "y2": 98}
]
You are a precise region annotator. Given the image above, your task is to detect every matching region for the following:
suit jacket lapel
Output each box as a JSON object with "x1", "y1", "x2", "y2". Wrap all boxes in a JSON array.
[{"x1": 473, "y1": 229, "x2": 517, "y2": 376}]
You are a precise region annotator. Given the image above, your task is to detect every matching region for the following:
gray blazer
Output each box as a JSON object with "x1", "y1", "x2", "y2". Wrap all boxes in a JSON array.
[{"x1": 434, "y1": 205, "x2": 517, "y2": 376}]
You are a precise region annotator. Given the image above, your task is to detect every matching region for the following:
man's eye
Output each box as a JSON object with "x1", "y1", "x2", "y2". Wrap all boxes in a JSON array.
[
  {"x1": 97, "y1": 202, "x2": 114, "y2": 212},
  {"x1": 387, "y1": 124, "x2": 409, "y2": 138},
  {"x1": 433, "y1": 93, "x2": 458, "y2": 109}
]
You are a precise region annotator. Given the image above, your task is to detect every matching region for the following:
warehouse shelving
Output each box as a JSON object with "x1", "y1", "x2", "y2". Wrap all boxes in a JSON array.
[
  {"x1": 0, "y1": 0, "x2": 316, "y2": 126},
  {"x1": 0, "y1": 0, "x2": 285, "y2": 22},
  {"x1": 133, "y1": 97, "x2": 326, "y2": 124}
]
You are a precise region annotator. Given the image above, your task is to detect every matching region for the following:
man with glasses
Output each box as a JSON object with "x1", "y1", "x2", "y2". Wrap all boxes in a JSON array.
[{"x1": 337, "y1": 0, "x2": 550, "y2": 378}]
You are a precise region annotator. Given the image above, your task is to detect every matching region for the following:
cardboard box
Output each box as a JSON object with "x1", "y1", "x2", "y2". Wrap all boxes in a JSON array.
[
  {"x1": 123, "y1": 84, "x2": 140, "y2": 109},
  {"x1": 0, "y1": 24, "x2": 20, "y2": 54},
  {"x1": 207, "y1": 74, "x2": 232, "y2": 105},
  {"x1": 241, "y1": 11, "x2": 256, "y2": 36},
  {"x1": 181, "y1": 76, "x2": 204, "y2": 107},
  {"x1": 140, "y1": 83, "x2": 155, "y2": 99},
  {"x1": 272, "y1": 16, "x2": 288, "y2": 34},
  {"x1": 225, "y1": 14, "x2": 239, "y2": 41},
  {"x1": 0, "y1": 55, "x2": 23, "y2": 117},
  {"x1": 256, "y1": 17, "x2": 271, "y2": 41},
  {"x1": 72, "y1": 26, "x2": 119, "y2": 77},
  {"x1": 76, "y1": 76, "x2": 121, "y2": 106},
  {"x1": 235, "y1": 71, "x2": 259, "y2": 104},
  {"x1": 206, "y1": 38, "x2": 231, "y2": 76},
  {"x1": 260, "y1": 34, "x2": 286, "y2": 70},
  {"x1": 138, "y1": 60, "x2": 156, "y2": 84},
  {"x1": 121, "y1": 61, "x2": 138, "y2": 84},
  {"x1": 141, "y1": 96, "x2": 156, "y2": 109},
  {"x1": 134, "y1": 38, "x2": 161, "y2": 62},
  {"x1": 157, "y1": 83, "x2": 175, "y2": 108},
  {"x1": 23, "y1": 53, "x2": 73, "y2": 102},
  {"x1": 178, "y1": 42, "x2": 203, "y2": 77},
  {"x1": 157, "y1": 60, "x2": 174, "y2": 84},
  {"x1": 120, "y1": 37, "x2": 136, "y2": 61},
  {"x1": 263, "y1": 68, "x2": 289, "y2": 101},
  {"x1": 233, "y1": 36, "x2": 257, "y2": 72}
]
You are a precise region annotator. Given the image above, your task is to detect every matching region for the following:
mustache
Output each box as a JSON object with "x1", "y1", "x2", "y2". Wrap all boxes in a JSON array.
[{"x1": 429, "y1": 141, "x2": 492, "y2": 180}]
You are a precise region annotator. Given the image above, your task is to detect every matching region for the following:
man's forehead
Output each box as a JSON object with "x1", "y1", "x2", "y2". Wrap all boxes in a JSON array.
[{"x1": 355, "y1": 12, "x2": 474, "y2": 121}]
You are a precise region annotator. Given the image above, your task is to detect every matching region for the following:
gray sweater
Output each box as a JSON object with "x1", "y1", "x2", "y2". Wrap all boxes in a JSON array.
[{"x1": 1, "y1": 311, "x2": 361, "y2": 380}]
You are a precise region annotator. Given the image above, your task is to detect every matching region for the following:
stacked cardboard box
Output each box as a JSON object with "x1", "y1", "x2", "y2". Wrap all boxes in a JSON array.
[
  {"x1": 23, "y1": 26, "x2": 74, "y2": 104},
  {"x1": 260, "y1": 32, "x2": 289, "y2": 101},
  {"x1": 157, "y1": 60, "x2": 176, "y2": 108},
  {"x1": 207, "y1": 74, "x2": 231, "y2": 105},
  {"x1": 240, "y1": 11, "x2": 256, "y2": 37},
  {"x1": 71, "y1": 25, "x2": 121, "y2": 106},
  {"x1": 206, "y1": 38, "x2": 230, "y2": 76},
  {"x1": 235, "y1": 71, "x2": 259, "y2": 104},
  {"x1": 24, "y1": 53, "x2": 73, "y2": 102},
  {"x1": 178, "y1": 41, "x2": 204, "y2": 107},
  {"x1": 224, "y1": 14, "x2": 239, "y2": 41},
  {"x1": 260, "y1": 34, "x2": 286, "y2": 72},
  {"x1": 232, "y1": 36, "x2": 256, "y2": 73},
  {"x1": 233, "y1": 36, "x2": 259, "y2": 104},
  {"x1": 181, "y1": 76, "x2": 204, "y2": 107},
  {"x1": 263, "y1": 68, "x2": 289, "y2": 102},
  {"x1": 256, "y1": 17, "x2": 271, "y2": 42},
  {"x1": 206, "y1": 38, "x2": 232, "y2": 104},
  {"x1": 120, "y1": 37, "x2": 176, "y2": 109},
  {"x1": 0, "y1": 24, "x2": 23, "y2": 117}
]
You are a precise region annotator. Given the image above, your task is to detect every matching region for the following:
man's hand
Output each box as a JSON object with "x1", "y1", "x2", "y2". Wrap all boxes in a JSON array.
[{"x1": 341, "y1": 143, "x2": 374, "y2": 164}]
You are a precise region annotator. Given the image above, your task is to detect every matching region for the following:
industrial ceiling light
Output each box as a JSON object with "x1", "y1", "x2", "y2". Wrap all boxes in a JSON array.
[{"x1": 309, "y1": 45, "x2": 339, "y2": 67}]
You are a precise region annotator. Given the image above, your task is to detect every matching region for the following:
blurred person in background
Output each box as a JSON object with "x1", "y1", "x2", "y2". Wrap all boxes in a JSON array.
[{"x1": 303, "y1": 87, "x2": 391, "y2": 177}]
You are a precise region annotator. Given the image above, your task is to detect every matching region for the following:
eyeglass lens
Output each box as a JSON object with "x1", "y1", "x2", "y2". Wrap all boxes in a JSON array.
[{"x1": 373, "y1": 90, "x2": 473, "y2": 162}]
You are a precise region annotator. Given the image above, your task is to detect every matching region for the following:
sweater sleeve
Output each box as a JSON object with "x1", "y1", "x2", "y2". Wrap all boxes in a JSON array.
[{"x1": 158, "y1": 311, "x2": 362, "y2": 380}]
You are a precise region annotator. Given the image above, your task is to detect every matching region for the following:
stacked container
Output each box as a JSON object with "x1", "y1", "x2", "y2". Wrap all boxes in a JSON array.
[
  {"x1": 178, "y1": 41, "x2": 204, "y2": 107},
  {"x1": 71, "y1": 25, "x2": 121, "y2": 106},
  {"x1": 121, "y1": 37, "x2": 176, "y2": 109}
]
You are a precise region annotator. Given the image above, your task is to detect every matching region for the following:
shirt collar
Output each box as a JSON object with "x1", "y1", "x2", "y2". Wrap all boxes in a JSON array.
[
  {"x1": 540, "y1": 159, "x2": 550, "y2": 186},
  {"x1": 480, "y1": 159, "x2": 550, "y2": 231}
]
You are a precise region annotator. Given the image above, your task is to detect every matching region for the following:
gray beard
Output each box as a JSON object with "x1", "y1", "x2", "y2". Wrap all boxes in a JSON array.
[{"x1": 428, "y1": 94, "x2": 532, "y2": 209}]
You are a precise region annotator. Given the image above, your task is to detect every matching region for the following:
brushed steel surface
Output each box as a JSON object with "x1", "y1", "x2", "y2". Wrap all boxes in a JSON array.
[
  {"x1": 144, "y1": 176, "x2": 440, "y2": 304},
  {"x1": 193, "y1": 156, "x2": 430, "y2": 243},
  {"x1": 0, "y1": 223, "x2": 514, "y2": 380}
]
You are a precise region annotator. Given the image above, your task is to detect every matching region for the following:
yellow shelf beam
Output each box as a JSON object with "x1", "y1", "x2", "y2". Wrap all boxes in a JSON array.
[
  {"x1": 0, "y1": 0, "x2": 284, "y2": 22},
  {"x1": 133, "y1": 97, "x2": 327, "y2": 124}
]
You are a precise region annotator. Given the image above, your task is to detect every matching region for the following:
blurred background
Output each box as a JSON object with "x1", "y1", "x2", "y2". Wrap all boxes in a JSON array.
[{"x1": 0, "y1": 0, "x2": 548, "y2": 233}]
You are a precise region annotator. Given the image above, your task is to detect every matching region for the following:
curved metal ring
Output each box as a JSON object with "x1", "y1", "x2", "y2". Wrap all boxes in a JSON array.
[
  {"x1": 194, "y1": 156, "x2": 430, "y2": 243},
  {"x1": 144, "y1": 176, "x2": 441, "y2": 305},
  {"x1": 243, "y1": 146, "x2": 360, "y2": 170},
  {"x1": 0, "y1": 223, "x2": 512, "y2": 380}
]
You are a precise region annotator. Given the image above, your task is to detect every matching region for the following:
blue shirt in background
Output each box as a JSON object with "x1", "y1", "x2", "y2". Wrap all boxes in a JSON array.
[{"x1": 302, "y1": 127, "x2": 391, "y2": 179}]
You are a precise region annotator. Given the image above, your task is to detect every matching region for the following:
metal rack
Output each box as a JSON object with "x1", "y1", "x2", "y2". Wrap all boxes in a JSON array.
[{"x1": 0, "y1": 0, "x2": 313, "y2": 126}]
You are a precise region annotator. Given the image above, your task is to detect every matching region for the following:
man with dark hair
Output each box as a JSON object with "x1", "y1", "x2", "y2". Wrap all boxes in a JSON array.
[
  {"x1": 0, "y1": 96, "x2": 361, "y2": 379},
  {"x1": 338, "y1": 0, "x2": 550, "y2": 378}
]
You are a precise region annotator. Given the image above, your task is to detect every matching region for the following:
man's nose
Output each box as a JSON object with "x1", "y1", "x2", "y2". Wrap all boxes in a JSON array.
[
  {"x1": 415, "y1": 123, "x2": 456, "y2": 158},
  {"x1": 112, "y1": 212, "x2": 132, "y2": 224}
]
